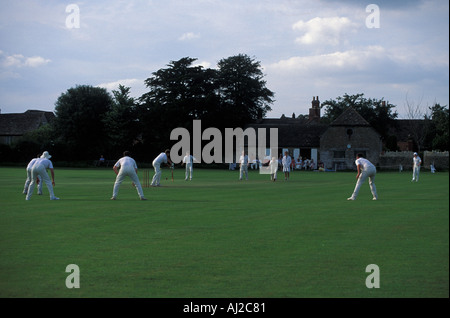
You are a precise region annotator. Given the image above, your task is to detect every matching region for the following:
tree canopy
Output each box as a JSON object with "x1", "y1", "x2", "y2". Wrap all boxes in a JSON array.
[
  {"x1": 53, "y1": 85, "x2": 114, "y2": 160},
  {"x1": 427, "y1": 103, "x2": 449, "y2": 151},
  {"x1": 216, "y1": 54, "x2": 274, "y2": 127},
  {"x1": 6, "y1": 56, "x2": 448, "y2": 163},
  {"x1": 138, "y1": 54, "x2": 274, "y2": 157}
]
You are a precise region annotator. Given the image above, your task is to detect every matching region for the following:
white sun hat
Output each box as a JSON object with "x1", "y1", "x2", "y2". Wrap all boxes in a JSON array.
[{"x1": 41, "y1": 151, "x2": 52, "y2": 159}]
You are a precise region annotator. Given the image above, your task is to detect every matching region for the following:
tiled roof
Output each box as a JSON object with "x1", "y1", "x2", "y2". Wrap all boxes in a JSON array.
[
  {"x1": 246, "y1": 119, "x2": 328, "y2": 148},
  {"x1": 0, "y1": 110, "x2": 55, "y2": 135},
  {"x1": 330, "y1": 107, "x2": 370, "y2": 126}
]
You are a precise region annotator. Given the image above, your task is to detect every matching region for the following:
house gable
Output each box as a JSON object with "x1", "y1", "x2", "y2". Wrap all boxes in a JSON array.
[
  {"x1": 320, "y1": 107, "x2": 382, "y2": 169},
  {"x1": 330, "y1": 107, "x2": 371, "y2": 127}
]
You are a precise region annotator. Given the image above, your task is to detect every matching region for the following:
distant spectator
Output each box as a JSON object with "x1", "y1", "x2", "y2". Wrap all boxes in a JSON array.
[
  {"x1": 304, "y1": 159, "x2": 310, "y2": 170},
  {"x1": 309, "y1": 159, "x2": 315, "y2": 170},
  {"x1": 295, "y1": 157, "x2": 302, "y2": 170},
  {"x1": 318, "y1": 160, "x2": 325, "y2": 172},
  {"x1": 99, "y1": 155, "x2": 106, "y2": 166},
  {"x1": 251, "y1": 157, "x2": 260, "y2": 170},
  {"x1": 430, "y1": 164, "x2": 436, "y2": 173}
]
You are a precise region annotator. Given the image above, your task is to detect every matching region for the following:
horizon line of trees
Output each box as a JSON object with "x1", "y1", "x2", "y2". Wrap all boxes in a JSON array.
[
  {"x1": 0, "y1": 54, "x2": 448, "y2": 163},
  {"x1": 2, "y1": 54, "x2": 275, "y2": 162}
]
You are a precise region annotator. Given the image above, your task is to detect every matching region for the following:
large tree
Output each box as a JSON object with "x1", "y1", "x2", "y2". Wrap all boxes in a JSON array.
[
  {"x1": 138, "y1": 55, "x2": 274, "y2": 156},
  {"x1": 216, "y1": 54, "x2": 274, "y2": 128},
  {"x1": 54, "y1": 85, "x2": 113, "y2": 160},
  {"x1": 139, "y1": 57, "x2": 218, "y2": 155},
  {"x1": 103, "y1": 85, "x2": 140, "y2": 157},
  {"x1": 427, "y1": 103, "x2": 449, "y2": 151}
]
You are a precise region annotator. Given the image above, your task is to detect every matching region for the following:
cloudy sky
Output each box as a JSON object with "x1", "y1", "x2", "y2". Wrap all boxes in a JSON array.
[{"x1": 0, "y1": 0, "x2": 448, "y2": 119}]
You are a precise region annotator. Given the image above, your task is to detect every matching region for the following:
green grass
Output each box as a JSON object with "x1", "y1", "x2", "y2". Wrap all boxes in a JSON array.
[{"x1": 0, "y1": 166, "x2": 448, "y2": 298}]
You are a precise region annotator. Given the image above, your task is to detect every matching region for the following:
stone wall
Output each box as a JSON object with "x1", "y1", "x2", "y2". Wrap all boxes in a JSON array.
[
  {"x1": 424, "y1": 151, "x2": 449, "y2": 171},
  {"x1": 379, "y1": 151, "x2": 449, "y2": 171}
]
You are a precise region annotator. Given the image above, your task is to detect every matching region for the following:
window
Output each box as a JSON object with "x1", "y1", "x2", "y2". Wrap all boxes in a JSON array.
[{"x1": 333, "y1": 151, "x2": 346, "y2": 158}]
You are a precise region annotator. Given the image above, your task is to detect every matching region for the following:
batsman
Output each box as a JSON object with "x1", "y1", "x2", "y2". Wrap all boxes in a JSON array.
[{"x1": 151, "y1": 149, "x2": 173, "y2": 186}]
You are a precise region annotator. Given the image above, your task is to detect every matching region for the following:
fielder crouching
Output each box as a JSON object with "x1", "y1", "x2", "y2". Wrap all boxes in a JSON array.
[
  {"x1": 26, "y1": 151, "x2": 59, "y2": 201},
  {"x1": 111, "y1": 151, "x2": 147, "y2": 201}
]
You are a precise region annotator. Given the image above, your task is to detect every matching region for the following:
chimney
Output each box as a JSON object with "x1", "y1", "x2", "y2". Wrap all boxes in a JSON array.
[{"x1": 308, "y1": 96, "x2": 320, "y2": 123}]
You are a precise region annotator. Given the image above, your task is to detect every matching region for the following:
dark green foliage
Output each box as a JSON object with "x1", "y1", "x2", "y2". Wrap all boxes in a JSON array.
[
  {"x1": 138, "y1": 55, "x2": 274, "y2": 156},
  {"x1": 429, "y1": 104, "x2": 449, "y2": 151},
  {"x1": 103, "y1": 85, "x2": 141, "y2": 158},
  {"x1": 53, "y1": 85, "x2": 114, "y2": 160}
]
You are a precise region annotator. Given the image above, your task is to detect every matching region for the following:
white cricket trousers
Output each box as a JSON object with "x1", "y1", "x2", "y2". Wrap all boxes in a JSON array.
[
  {"x1": 113, "y1": 166, "x2": 145, "y2": 198},
  {"x1": 412, "y1": 165, "x2": 420, "y2": 181},
  {"x1": 151, "y1": 161, "x2": 162, "y2": 186},
  {"x1": 185, "y1": 163, "x2": 193, "y2": 180},
  {"x1": 23, "y1": 167, "x2": 42, "y2": 194},
  {"x1": 350, "y1": 166, "x2": 378, "y2": 200},
  {"x1": 271, "y1": 172, "x2": 277, "y2": 181},
  {"x1": 240, "y1": 165, "x2": 248, "y2": 180},
  {"x1": 26, "y1": 164, "x2": 56, "y2": 200}
]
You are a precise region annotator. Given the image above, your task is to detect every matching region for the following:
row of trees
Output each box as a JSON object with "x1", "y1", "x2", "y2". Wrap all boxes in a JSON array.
[
  {"x1": 10, "y1": 54, "x2": 275, "y2": 162},
  {"x1": 3, "y1": 54, "x2": 448, "y2": 163}
]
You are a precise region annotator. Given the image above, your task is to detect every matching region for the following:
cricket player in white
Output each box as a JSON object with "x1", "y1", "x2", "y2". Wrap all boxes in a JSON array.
[
  {"x1": 151, "y1": 150, "x2": 172, "y2": 186},
  {"x1": 282, "y1": 151, "x2": 292, "y2": 181},
  {"x1": 23, "y1": 155, "x2": 43, "y2": 195},
  {"x1": 239, "y1": 151, "x2": 249, "y2": 180},
  {"x1": 112, "y1": 151, "x2": 146, "y2": 200},
  {"x1": 269, "y1": 157, "x2": 278, "y2": 181},
  {"x1": 412, "y1": 152, "x2": 422, "y2": 182},
  {"x1": 26, "y1": 151, "x2": 59, "y2": 201},
  {"x1": 347, "y1": 154, "x2": 378, "y2": 201},
  {"x1": 182, "y1": 152, "x2": 197, "y2": 181}
]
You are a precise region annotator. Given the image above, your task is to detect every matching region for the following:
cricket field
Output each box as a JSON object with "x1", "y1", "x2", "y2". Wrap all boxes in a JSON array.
[{"x1": 0, "y1": 166, "x2": 448, "y2": 298}]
